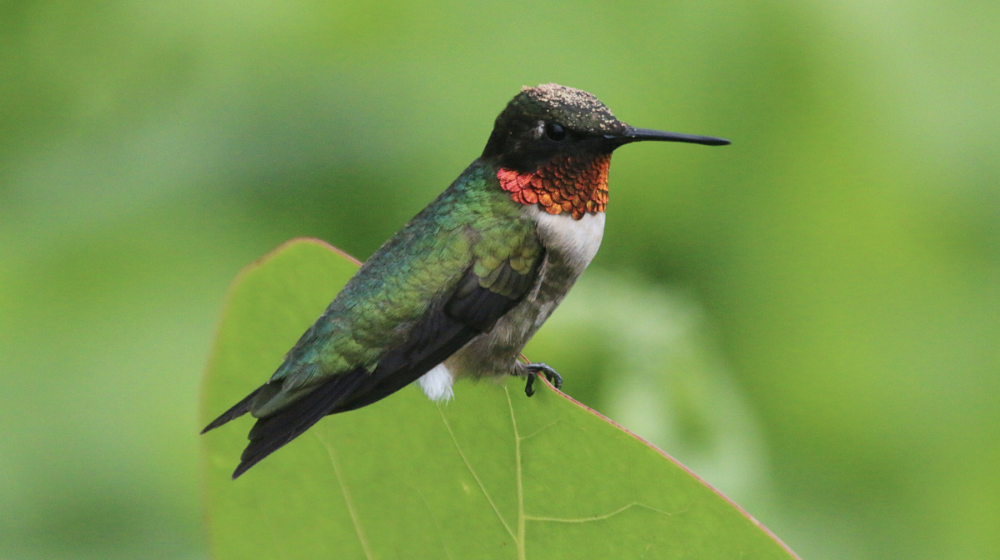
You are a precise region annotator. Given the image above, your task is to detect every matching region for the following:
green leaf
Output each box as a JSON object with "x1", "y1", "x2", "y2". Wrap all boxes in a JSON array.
[{"x1": 200, "y1": 238, "x2": 798, "y2": 560}]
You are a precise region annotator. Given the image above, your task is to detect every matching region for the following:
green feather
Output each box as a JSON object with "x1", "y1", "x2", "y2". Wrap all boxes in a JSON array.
[{"x1": 250, "y1": 160, "x2": 542, "y2": 417}]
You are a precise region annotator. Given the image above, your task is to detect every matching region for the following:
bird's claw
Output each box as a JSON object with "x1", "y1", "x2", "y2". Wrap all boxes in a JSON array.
[{"x1": 524, "y1": 362, "x2": 563, "y2": 397}]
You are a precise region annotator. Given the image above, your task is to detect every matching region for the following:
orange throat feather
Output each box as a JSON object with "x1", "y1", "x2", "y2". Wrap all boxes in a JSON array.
[{"x1": 497, "y1": 154, "x2": 611, "y2": 220}]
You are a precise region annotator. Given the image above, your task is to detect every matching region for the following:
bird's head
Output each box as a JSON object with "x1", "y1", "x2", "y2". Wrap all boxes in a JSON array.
[{"x1": 481, "y1": 84, "x2": 729, "y2": 219}]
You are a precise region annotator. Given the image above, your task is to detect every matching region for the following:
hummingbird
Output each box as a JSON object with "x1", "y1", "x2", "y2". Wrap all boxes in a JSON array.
[{"x1": 203, "y1": 83, "x2": 729, "y2": 478}]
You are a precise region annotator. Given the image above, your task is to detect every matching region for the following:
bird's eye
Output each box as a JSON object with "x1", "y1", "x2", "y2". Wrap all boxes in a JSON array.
[{"x1": 544, "y1": 122, "x2": 567, "y2": 142}]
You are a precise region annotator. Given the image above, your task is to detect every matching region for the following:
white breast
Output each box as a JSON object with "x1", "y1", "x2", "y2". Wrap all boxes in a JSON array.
[{"x1": 528, "y1": 208, "x2": 606, "y2": 274}]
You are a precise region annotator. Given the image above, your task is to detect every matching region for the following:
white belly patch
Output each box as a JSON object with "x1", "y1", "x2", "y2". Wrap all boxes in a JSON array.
[{"x1": 418, "y1": 363, "x2": 454, "y2": 402}]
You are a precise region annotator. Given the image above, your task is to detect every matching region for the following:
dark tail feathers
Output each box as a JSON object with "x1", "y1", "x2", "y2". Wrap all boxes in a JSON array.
[
  {"x1": 201, "y1": 387, "x2": 262, "y2": 434},
  {"x1": 231, "y1": 371, "x2": 369, "y2": 479}
]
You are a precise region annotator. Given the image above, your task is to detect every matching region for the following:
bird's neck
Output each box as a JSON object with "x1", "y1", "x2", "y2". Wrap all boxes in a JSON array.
[{"x1": 496, "y1": 153, "x2": 611, "y2": 220}]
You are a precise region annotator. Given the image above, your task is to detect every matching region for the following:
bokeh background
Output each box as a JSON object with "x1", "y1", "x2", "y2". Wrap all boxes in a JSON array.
[{"x1": 2, "y1": 1, "x2": 997, "y2": 559}]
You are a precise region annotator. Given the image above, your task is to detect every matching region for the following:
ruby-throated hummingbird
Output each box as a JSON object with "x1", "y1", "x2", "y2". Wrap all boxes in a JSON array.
[{"x1": 203, "y1": 83, "x2": 729, "y2": 478}]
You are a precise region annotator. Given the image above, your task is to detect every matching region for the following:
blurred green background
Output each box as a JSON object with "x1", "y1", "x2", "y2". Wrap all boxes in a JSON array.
[{"x1": 1, "y1": 1, "x2": 997, "y2": 558}]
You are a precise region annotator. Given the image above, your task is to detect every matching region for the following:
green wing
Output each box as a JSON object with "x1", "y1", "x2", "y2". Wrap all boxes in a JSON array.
[{"x1": 202, "y1": 162, "x2": 545, "y2": 477}]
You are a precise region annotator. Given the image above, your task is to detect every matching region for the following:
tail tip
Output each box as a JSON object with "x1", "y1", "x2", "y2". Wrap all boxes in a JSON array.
[{"x1": 232, "y1": 461, "x2": 254, "y2": 479}]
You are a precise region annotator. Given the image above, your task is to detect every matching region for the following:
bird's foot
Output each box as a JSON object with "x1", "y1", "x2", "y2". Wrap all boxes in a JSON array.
[{"x1": 524, "y1": 363, "x2": 563, "y2": 397}]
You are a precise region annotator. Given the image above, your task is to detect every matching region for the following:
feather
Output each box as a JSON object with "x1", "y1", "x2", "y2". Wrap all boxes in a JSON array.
[
  {"x1": 208, "y1": 249, "x2": 545, "y2": 478},
  {"x1": 200, "y1": 387, "x2": 262, "y2": 434}
]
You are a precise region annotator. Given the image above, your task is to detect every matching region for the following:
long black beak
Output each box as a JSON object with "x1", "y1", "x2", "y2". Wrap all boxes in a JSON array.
[{"x1": 608, "y1": 126, "x2": 730, "y2": 147}]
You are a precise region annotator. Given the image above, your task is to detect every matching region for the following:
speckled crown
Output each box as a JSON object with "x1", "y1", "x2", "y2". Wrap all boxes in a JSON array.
[{"x1": 505, "y1": 84, "x2": 627, "y2": 135}]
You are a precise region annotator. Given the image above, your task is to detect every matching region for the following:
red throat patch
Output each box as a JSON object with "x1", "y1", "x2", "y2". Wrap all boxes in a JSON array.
[{"x1": 497, "y1": 154, "x2": 611, "y2": 220}]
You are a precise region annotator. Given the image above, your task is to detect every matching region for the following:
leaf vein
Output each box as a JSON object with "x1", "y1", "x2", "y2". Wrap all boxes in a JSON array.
[
  {"x1": 523, "y1": 502, "x2": 674, "y2": 524},
  {"x1": 316, "y1": 433, "x2": 375, "y2": 560},
  {"x1": 505, "y1": 387, "x2": 527, "y2": 560},
  {"x1": 414, "y1": 486, "x2": 455, "y2": 560},
  {"x1": 518, "y1": 419, "x2": 560, "y2": 442},
  {"x1": 437, "y1": 405, "x2": 517, "y2": 541}
]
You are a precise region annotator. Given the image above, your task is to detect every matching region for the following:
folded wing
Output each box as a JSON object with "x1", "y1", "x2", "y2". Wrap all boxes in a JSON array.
[{"x1": 203, "y1": 201, "x2": 545, "y2": 478}]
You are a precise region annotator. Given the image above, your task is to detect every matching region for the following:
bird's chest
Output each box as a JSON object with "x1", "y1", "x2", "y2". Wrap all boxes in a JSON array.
[
  {"x1": 446, "y1": 209, "x2": 605, "y2": 378},
  {"x1": 530, "y1": 208, "x2": 606, "y2": 273},
  {"x1": 520, "y1": 208, "x2": 605, "y2": 329},
  {"x1": 449, "y1": 209, "x2": 604, "y2": 375}
]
